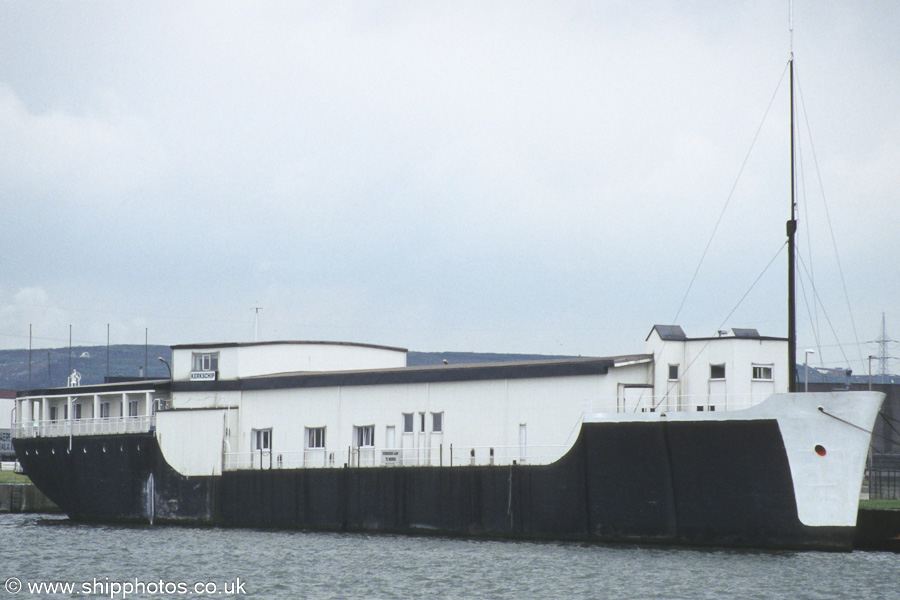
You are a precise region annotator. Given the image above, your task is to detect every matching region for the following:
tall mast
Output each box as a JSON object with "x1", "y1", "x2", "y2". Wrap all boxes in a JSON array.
[{"x1": 787, "y1": 54, "x2": 798, "y2": 392}]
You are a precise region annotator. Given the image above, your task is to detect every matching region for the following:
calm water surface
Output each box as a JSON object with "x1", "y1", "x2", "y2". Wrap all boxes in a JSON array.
[{"x1": 1, "y1": 513, "x2": 896, "y2": 599}]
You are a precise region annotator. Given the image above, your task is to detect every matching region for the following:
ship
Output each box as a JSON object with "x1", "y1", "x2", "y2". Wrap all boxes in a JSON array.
[
  {"x1": 10, "y1": 329, "x2": 884, "y2": 550},
  {"x1": 10, "y1": 51, "x2": 885, "y2": 550}
]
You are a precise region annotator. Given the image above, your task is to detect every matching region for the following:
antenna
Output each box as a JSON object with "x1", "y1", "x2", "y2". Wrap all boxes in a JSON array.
[
  {"x1": 874, "y1": 313, "x2": 895, "y2": 381},
  {"x1": 253, "y1": 307, "x2": 263, "y2": 342},
  {"x1": 789, "y1": 0, "x2": 794, "y2": 53},
  {"x1": 28, "y1": 324, "x2": 32, "y2": 390}
]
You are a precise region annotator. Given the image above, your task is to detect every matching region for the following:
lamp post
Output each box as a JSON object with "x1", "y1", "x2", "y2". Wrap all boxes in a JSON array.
[
  {"x1": 158, "y1": 357, "x2": 172, "y2": 379},
  {"x1": 868, "y1": 355, "x2": 877, "y2": 391},
  {"x1": 804, "y1": 349, "x2": 816, "y2": 392}
]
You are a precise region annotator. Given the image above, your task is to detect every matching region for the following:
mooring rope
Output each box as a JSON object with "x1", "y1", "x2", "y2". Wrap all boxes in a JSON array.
[
  {"x1": 817, "y1": 406, "x2": 900, "y2": 450},
  {"x1": 875, "y1": 413, "x2": 900, "y2": 448},
  {"x1": 817, "y1": 406, "x2": 872, "y2": 435}
]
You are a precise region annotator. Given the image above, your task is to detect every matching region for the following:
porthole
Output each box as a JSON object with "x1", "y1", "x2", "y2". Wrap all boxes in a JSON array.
[
  {"x1": 102, "y1": 445, "x2": 107, "y2": 453},
  {"x1": 82, "y1": 447, "x2": 87, "y2": 454},
  {"x1": 51, "y1": 448, "x2": 56, "y2": 455},
  {"x1": 815, "y1": 445, "x2": 827, "y2": 457}
]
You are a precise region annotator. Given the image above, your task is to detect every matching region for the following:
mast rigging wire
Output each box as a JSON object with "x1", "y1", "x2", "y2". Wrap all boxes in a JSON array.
[
  {"x1": 796, "y1": 258, "x2": 824, "y2": 364},
  {"x1": 794, "y1": 69, "x2": 866, "y2": 372},
  {"x1": 796, "y1": 251, "x2": 852, "y2": 367},
  {"x1": 876, "y1": 412, "x2": 900, "y2": 448},
  {"x1": 656, "y1": 243, "x2": 787, "y2": 408},
  {"x1": 794, "y1": 87, "x2": 823, "y2": 364},
  {"x1": 670, "y1": 62, "x2": 790, "y2": 326}
]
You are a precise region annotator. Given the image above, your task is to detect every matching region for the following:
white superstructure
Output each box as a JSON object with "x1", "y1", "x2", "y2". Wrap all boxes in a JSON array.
[
  {"x1": 149, "y1": 326, "x2": 788, "y2": 476},
  {"x1": 13, "y1": 326, "x2": 791, "y2": 477}
]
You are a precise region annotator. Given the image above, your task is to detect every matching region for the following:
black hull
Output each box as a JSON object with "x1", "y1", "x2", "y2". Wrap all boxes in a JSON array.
[
  {"x1": 14, "y1": 434, "x2": 157, "y2": 522},
  {"x1": 13, "y1": 419, "x2": 854, "y2": 550}
]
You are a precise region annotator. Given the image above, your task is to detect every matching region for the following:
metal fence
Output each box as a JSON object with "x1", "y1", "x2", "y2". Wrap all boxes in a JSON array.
[
  {"x1": 224, "y1": 444, "x2": 570, "y2": 471},
  {"x1": 868, "y1": 454, "x2": 900, "y2": 500}
]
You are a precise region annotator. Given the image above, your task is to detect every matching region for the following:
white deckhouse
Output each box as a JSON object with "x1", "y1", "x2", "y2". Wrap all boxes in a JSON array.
[{"x1": 13, "y1": 326, "x2": 787, "y2": 477}]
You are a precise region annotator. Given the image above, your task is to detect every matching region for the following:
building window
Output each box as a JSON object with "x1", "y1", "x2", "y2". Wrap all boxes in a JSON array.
[
  {"x1": 668, "y1": 364, "x2": 679, "y2": 380},
  {"x1": 403, "y1": 413, "x2": 414, "y2": 434},
  {"x1": 306, "y1": 427, "x2": 325, "y2": 449},
  {"x1": 354, "y1": 425, "x2": 374, "y2": 448},
  {"x1": 710, "y1": 364, "x2": 726, "y2": 380},
  {"x1": 419, "y1": 412, "x2": 425, "y2": 433},
  {"x1": 100, "y1": 402, "x2": 110, "y2": 419},
  {"x1": 752, "y1": 365, "x2": 774, "y2": 381},
  {"x1": 431, "y1": 412, "x2": 443, "y2": 433},
  {"x1": 128, "y1": 400, "x2": 139, "y2": 417},
  {"x1": 192, "y1": 352, "x2": 219, "y2": 372},
  {"x1": 252, "y1": 428, "x2": 272, "y2": 451},
  {"x1": 74, "y1": 403, "x2": 83, "y2": 420}
]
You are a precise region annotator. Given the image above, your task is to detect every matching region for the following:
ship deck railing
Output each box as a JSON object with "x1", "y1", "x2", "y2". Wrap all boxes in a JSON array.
[
  {"x1": 11, "y1": 415, "x2": 156, "y2": 439},
  {"x1": 224, "y1": 444, "x2": 571, "y2": 470},
  {"x1": 617, "y1": 393, "x2": 768, "y2": 414}
]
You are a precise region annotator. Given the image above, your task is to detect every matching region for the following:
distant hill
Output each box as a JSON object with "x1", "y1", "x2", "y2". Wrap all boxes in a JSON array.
[
  {"x1": 2, "y1": 345, "x2": 894, "y2": 392},
  {"x1": 0, "y1": 345, "x2": 579, "y2": 391},
  {"x1": 0, "y1": 345, "x2": 172, "y2": 391}
]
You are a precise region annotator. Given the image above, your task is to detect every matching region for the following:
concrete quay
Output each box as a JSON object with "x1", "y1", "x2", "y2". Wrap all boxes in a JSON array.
[{"x1": 0, "y1": 482, "x2": 59, "y2": 513}]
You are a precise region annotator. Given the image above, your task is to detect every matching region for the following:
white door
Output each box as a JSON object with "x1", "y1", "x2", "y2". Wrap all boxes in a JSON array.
[
  {"x1": 619, "y1": 386, "x2": 651, "y2": 413},
  {"x1": 386, "y1": 425, "x2": 395, "y2": 449},
  {"x1": 708, "y1": 380, "x2": 726, "y2": 411}
]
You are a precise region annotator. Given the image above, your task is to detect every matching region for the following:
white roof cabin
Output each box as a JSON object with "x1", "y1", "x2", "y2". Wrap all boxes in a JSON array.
[
  {"x1": 172, "y1": 340, "x2": 408, "y2": 381},
  {"x1": 646, "y1": 325, "x2": 788, "y2": 412}
]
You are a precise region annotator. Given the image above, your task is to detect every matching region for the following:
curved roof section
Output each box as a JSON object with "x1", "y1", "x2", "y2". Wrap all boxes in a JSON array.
[
  {"x1": 170, "y1": 354, "x2": 651, "y2": 393},
  {"x1": 170, "y1": 340, "x2": 408, "y2": 353}
]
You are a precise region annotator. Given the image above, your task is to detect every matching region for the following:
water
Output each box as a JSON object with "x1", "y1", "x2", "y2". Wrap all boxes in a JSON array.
[{"x1": 1, "y1": 513, "x2": 896, "y2": 600}]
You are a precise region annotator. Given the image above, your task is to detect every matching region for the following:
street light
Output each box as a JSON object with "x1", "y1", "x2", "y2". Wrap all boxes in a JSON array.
[
  {"x1": 804, "y1": 349, "x2": 816, "y2": 392},
  {"x1": 868, "y1": 355, "x2": 877, "y2": 391},
  {"x1": 158, "y1": 356, "x2": 172, "y2": 379}
]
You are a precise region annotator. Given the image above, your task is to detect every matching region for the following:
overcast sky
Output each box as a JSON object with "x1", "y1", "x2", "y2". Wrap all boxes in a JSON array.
[{"x1": 1, "y1": 1, "x2": 897, "y2": 373}]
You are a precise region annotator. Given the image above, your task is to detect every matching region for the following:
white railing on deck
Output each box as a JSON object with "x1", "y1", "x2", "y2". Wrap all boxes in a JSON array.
[
  {"x1": 224, "y1": 444, "x2": 570, "y2": 471},
  {"x1": 12, "y1": 415, "x2": 155, "y2": 438},
  {"x1": 622, "y1": 393, "x2": 769, "y2": 414}
]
